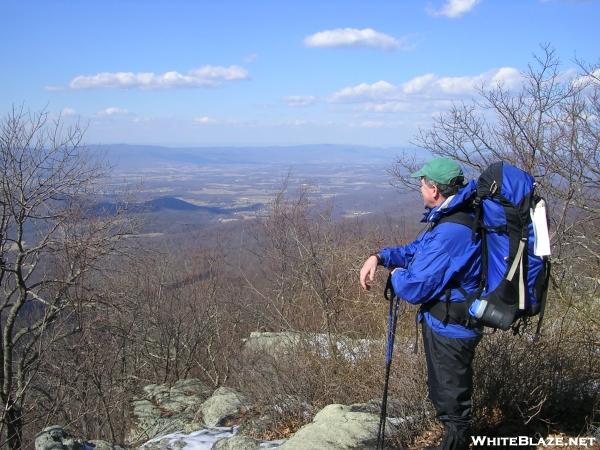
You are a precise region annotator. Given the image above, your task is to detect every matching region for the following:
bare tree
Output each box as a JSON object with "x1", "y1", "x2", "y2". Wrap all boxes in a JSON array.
[
  {"x1": 0, "y1": 107, "x2": 130, "y2": 449},
  {"x1": 393, "y1": 45, "x2": 600, "y2": 305},
  {"x1": 244, "y1": 180, "x2": 387, "y2": 363}
]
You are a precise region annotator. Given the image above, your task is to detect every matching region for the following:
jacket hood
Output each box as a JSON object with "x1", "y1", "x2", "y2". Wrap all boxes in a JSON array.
[{"x1": 422, "y1": 180, "x2": 477, "y2": 223}]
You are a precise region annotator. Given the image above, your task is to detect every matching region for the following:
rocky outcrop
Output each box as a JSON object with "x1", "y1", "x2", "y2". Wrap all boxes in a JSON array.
[
  {"x1": 35, "y1": 426, "x2": 125, "y2": 450},
  {"x1": 243, "y1": 331, "x2": 302, "y2": 356},
  {"x1": 243, "y1": 331, "x2": 381, "y2": 362},
  {"x1": 37, "y1": 397, "x2": 396, "y2": 450},
  {"x1": 277, "y1": 403, "x2": 395, "y2": 450},
  {"x1": 200, "y1": 386, "x2": 249, "y2": 427},
  {"x1": 128, "y1": 379, "x2": 256, "y2": 447},
  {"x1": 127, "y1": 378, "x2": 211, "y2": 444},
  {"x1": 36, "y1": 400, "x2": 391, "y2": 450}
]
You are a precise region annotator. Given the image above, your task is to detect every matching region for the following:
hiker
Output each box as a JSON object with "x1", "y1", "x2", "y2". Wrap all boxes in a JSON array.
[{"x1": 359, "y1": 157, "x2": 482, "y2": 450}]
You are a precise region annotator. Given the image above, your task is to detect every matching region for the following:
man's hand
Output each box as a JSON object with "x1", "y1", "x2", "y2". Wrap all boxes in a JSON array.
[{"x1": 359, "y1": 255, "x2": 379, "y2": 291}]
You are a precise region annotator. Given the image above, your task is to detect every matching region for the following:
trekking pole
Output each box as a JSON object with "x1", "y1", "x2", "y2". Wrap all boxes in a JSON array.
[{"x1": 376, "y1": 273, "x2": 401, "y2": 450}]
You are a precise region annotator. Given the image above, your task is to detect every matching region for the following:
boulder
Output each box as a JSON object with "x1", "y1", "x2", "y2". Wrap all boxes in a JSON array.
[
  {"x1": 127, "y1": 378, "x2": 210, "y2": 445},
  {"x1": 278, "y1": 404, "x2": 395, "y2": 450},
  {"x1": 200, "y1": 387, "x2": 248, "y2": 427},
  {"x1": 34, "y1": 426, "x2": 125, "y2": 450}
]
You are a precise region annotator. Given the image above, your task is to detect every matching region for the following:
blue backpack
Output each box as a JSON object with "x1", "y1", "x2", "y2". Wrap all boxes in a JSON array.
[
  {"x1": 423, "y1": 161, "x2": 552, "y2": 333},
  {"x1": 467, "y1": 161, "x2": 551, "y2": 332}
]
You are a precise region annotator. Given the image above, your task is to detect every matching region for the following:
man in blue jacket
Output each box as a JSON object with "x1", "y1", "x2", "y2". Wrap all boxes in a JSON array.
[{"x1": 359, "y1": 157, "x2": 481, "y2": 450}]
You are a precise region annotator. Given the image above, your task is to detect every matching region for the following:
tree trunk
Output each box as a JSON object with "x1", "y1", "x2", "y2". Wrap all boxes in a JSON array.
[{"x1": 6, "y1": 402, "x2": 23, "y2": 450}]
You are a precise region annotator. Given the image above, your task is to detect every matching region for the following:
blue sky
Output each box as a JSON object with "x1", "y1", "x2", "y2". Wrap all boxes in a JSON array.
[{"x1": 2, "y1": 0, "x2": 598, "y2": 147}]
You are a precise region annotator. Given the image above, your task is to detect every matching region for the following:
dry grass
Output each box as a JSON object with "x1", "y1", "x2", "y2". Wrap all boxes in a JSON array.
[{"x1": 472, "y1": 294, "x2": 599, "y2": 439}]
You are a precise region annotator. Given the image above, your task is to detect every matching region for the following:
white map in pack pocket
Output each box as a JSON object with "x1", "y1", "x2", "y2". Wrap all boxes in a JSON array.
[{"x1": 531, "y1": 199, "x2": 551, "y2": 257}]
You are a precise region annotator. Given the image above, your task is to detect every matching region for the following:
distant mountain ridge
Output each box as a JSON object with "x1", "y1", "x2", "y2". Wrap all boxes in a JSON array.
[
  {"x1": 89, "y1": 144, "x2": 405, "y2": 169},
  {"x1": 92, "y1": 196, "x2": 262, "y2": 216}
]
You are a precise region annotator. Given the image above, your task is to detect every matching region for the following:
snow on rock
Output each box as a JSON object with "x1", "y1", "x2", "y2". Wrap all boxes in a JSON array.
[
  {"x1": 139, "y1": 427, "x2": 235, "y2": 450},
  {"x1": 242, "y1": 332, "x2": 301, "y2": 356},
  {"x1": 243, "y1": 331, "x2": 381, "y2": 362},
  {"x1": 138, "y1": 427, "x2": 284, "y2": 450}
]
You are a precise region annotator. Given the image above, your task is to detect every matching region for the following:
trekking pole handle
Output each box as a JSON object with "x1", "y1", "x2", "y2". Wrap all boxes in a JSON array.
[{"x1": 384, "y1": 272, "x2": 395, "y2": 302}]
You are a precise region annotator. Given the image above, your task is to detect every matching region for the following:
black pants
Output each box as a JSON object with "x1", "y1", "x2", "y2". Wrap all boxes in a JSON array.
[{"x1": 422, "y1": 322, "x2": 481, "y2": 450}]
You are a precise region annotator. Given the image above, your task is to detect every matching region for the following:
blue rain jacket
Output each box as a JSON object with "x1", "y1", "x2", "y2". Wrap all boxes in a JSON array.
[{"x1": 378, "y1": 181, "x2": 481, "y2": 339}]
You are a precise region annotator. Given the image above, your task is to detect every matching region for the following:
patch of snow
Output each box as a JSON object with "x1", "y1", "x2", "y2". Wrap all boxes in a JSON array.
[
  {"x1": 138, "y1": 426, "x2": 285, "y2": 449},
  {"x1": 139, "y1": 427, "x2": 235, "y2": 449}
]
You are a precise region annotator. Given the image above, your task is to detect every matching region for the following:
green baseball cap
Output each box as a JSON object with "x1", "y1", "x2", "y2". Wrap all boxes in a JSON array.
[{"x1": 411, "y1": 157, "x2": 463, "y2": 184}]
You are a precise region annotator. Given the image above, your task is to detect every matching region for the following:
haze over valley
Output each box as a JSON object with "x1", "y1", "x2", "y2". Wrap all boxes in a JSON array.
[{"x1": 98, "y1": 144, "x2": 421, "y2": 236}]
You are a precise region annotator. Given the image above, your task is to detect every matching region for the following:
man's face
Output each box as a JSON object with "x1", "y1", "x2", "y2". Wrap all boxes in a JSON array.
[{"x1": 420, "y1": 177, "x2": 439, "y2": 208}]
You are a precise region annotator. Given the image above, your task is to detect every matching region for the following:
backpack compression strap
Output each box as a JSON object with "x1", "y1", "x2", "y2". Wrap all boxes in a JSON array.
[{"x1": 506, "y1": 238, "x2": 527, "y2": 310}]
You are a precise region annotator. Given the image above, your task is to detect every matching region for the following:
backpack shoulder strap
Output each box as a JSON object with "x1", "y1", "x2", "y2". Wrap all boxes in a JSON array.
[{"x1": 436, "y1": 210, "x2": 476, "y2": 229}]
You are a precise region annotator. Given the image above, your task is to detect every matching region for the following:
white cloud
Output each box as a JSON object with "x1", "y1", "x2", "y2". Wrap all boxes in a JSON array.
[
  {"x1": 572, "y1": 68, "x2": 600, "y2": 89},
  {"x1": 61, "y1": 107, "x2": 76, "y2": 117},
  {"x1": 194, "y1": 116, "x2": 218, "y2": 125},
  {"x1": 98, "y1": 107, "x2": 129, "y2": 116},
  {"x1": 489, "y1": 67, "x2": 522, "y2": 89},
  {"x1": 399, "y1": 67, "x2": 521, "y2": 97},
  {"x1": 69, "y1": 65, "x2": 249, "y2": 90},
  {"x1": 401, "y1": 73, "x2": 437, "y2": 94},
  {"x1": 285, "y1": 95, "x2": 317, "y2": 107},
  {"x1": 327, "y1": 71, "x2": 500, "y2": 103},
  {"x1": 328, "y1": 68, "x2": 524, "y2": 119},
  {"x1": 329, "y1": 81, "x2": 397, "y2": 103},
  {"x1": 435, "y1": 74, "x2": 481, "y2": 95},
  {"x1": 304, "y1": 28, "x2": 410, "y2": 51},
  {"x1": 436, "y1": 67, "x2": 522, "y2": 94},
  {"x1": 428, "y1": 0, "x2": 481, "y2": 18}
]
